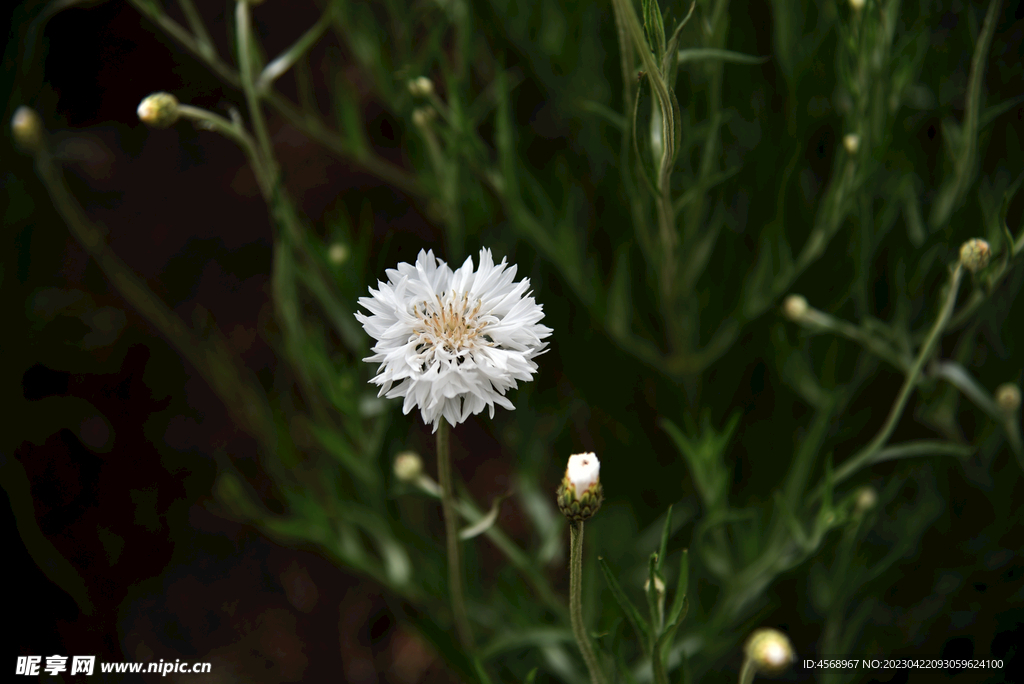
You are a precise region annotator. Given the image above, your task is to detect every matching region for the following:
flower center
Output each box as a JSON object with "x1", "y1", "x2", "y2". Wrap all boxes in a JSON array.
[{"x1": 412, "y1": 292, "x2": 491, "y2": 362}]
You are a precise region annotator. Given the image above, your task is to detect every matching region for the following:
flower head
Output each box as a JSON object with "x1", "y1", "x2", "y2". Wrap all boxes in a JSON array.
[
  {"x1": 355, "y1": 248, "x2": 552, "y2": 432},
  {"x1": 995, "y1": 383, "x2": 1021, "y2": 414},
  {"x1": 557, "y1": 452, "x2": 603, "y2": 522},
  {"x1": 959, "y1": 238, "x2": 991, "y2": 272},
  {"x1": 744, "y1": 628, "x2": 795, "y2": 675},
  {"x1": 137, "y1": 92, "x2": 180, "y2": 129},
  {"x1": 11, "y1": 106, "x2": 45, "y2": 153}
]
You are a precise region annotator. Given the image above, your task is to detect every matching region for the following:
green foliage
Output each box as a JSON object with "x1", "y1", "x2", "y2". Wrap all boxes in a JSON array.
[{"x1": 10, "y1": 0, "x2": 1024, "y2": 682}]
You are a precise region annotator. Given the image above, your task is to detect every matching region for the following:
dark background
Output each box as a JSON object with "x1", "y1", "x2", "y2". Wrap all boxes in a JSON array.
[{"x1": 4, "y1": 0, "x2": 1024, "y2": 682}]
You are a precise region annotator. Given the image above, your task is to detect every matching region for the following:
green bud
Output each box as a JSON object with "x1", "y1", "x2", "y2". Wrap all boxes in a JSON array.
[
  {"x1": 137, "y1": 92, "x2": 180, "y2": 129},
  {"x1": 959, "y1": 239, "x2": 991, "y2": 273}
]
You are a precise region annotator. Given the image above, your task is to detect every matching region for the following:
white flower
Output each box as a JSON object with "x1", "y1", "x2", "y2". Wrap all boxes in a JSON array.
[
  {"x1": 566, "y1": 452, "x2": 600, "y2": 495},
  {"x1": 355, "y1": 248, "x2": 552, "y2": 431}
]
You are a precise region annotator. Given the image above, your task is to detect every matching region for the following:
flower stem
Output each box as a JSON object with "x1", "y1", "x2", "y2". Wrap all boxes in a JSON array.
[
  {"x1": 737, "y1": 657, "x2": 757, "y2": 684},
  {"x1": 436, "y1": 420, "x2": 474, "y2": 650},
  {"x1": 569, "y1": 521, "x2": 609, "y2": 684}
]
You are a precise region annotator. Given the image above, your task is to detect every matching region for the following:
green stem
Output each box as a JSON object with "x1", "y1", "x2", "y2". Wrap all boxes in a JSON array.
[
  {"x1": 235, "y1": 0, "x2": 276, "y2": 180},
  {"x1": 737, "y1": 657, "x2": 757, "y2": 684},
  {"x1": 436, "y1": 420, "x2": 474, "y2": 651},
  {"x1": 569, "y1": 521, "x2": 609, "y2": 684},
  {"x1": 830, "y1": 264, "x2": 965, "y2": 488},
  {"x1": 176, "y1": 104, "x2": 272, "y2": 199}
]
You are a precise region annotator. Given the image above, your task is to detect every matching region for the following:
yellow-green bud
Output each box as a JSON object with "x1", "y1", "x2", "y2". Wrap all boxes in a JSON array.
[
  {"x1": 137, "y1": 92, "x2": 180, "y2": 129},
  {"x1": 643, "y1": 575, "x2": 666, "y2": 594},
  {"x1": 11, "y1": 106, "x2": 45, "y2": 153},
  {"x1": 408, "y1": 77, "x2": 435, "y2": 98},
  {"x1": 843, "y1": 133, "x2": 860, "y2": 154},
  {"x1": 744, "y1": 628, "x2": 795, "y2": 675},
  {"x1": 557, "y1": 452, "x2": 603, "y2": 522},
  {"x1": 412, "y1": 107, "x2": 436, "y2": 128},
  {"x1": 959, "y1": 239, "x2": 991, "y2": 273},
  {"x1": 327, "y1": 243, "x2": 349, "y2": 265},
  {"x1": 995, "y1": 383, "x2": 1021, "y2": 414},
  {"x1": 393, "y1": 451, "x2": 423, "y2": 482},
  {"x1": 782, "y1": 294, "x2": 808, "y2": 321},
  {"x1": 849, "y1": 0, "x2": 865, "y2": 10},
  {"x1": 855, "y1": 485, "x2": 878, "y2": 513}
]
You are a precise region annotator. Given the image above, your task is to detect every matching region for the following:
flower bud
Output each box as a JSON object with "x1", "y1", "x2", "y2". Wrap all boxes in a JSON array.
[
  {"x1": 328, "y1": 243, "x2": 349, "y2": 265},
  {"x1": 137, "y1": 92, "x2": 180, "y2": 129},
  {"x1": 995, "y1": 383, "x2": 1021, "y2": 415},
  {"x1": 11, "y1": 106, "x2": 45, "y2": 153},
  {"x1": 854, "y1": 485, "x2": 878, "y2": 513},
  {"x1": 782, "y1": 294, "x2": 808, "y2": 321},
  {"x1": 744, "y1": 628, "x2": 795, "y2": 675},
  {"x1": 412, "y1": 106, "x2": 436, "y2": 128},
  {"x1": 408, "y1": 76, "x2": 434, "y2": 98},
  {"x1": 643, "y1": 575, "x2": 666, "y2": 594},
  {"x1": 959, "y1": 239, "x2": 991, "y2": 273},
  {"x1": 843, "y1": 133, "x2": 860, "y2": 154},
  {"x1": 393, "y1": 451, "x2": 423, "y2": 482},
  {"x1": 849, "y1": 0, "x2": 865, "y2": 10},
  {"x1": 557, "y1": 452, "x2": 603, "y2": 522}
]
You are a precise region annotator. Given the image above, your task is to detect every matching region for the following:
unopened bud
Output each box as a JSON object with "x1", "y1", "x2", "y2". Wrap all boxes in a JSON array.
[
  {"x1": 11, "y1": 106, "x2": 45, "y2": 153},
  {"x1": 412, "y1": 107, "x2": 436, "y2": 128},
  {"x1": 995, "y1": 383, "x2": 1021, "y2": 414},
  {"x1": 855, "y1": 485, "x2": 878, "y2": 513},
  {"x1": 557, "y1": 452, "x2": 603, "y2": 522},
  {"x1": 959, "y1": 239, "x2": 991, "y2": 273},
  {"x1": 393, "y1": 451, "x2": 423, "y2": 482},
  {"x1": 644, "y1": 576, "x2": 666, "y2": 594},
  {"x1": 744, "y1": 628, "x2": 795, "y2": 675},
  {"x1": 782, "y1": 294, "x2": 808, "y2": 321},
  {"x1": 843, "y1": 133, "x2": 860, "y2": 154},
  {"x1": 408, "y1": 77, "x2": 434, "y2": 98},
  {"x1": 137, "y1": 92, "x2": 180, "y2": 129},
  {"x1": 849, "y1": 0, "x2": 865, "y2": 10},
  {"x1": 327, "y1": 243, "x2": 349, "y2": 265}
]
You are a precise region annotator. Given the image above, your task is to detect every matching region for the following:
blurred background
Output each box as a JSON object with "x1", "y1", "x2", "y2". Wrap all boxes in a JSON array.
[{"x1": 4, "y1": 0, "x2": 1024, "y2": 682}]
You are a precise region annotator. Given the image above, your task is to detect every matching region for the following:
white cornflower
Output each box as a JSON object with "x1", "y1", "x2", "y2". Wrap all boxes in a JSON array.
[{"x1": 355, "y1": 248, "x2": 552, "y2": 432}]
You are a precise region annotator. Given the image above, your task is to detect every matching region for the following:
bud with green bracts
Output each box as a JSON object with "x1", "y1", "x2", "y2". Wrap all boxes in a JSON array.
[{"x1": 557, "y1": 452, "x2": 603, "y2": 522}]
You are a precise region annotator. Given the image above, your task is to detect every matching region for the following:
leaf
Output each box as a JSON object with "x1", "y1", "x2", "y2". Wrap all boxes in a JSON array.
[
  {"x1": 646, "y1": 552, "x2": 662, "y2": 631},
  {"x1": 459, "y1": 492, "x2": 511, "y2": 540},
  {"x1": 598, "y1": 556, "x2": 652, "y2": 654},
  {"x1": 656, "y1": 504, "x2": 673, "y2": 573},
  {"x1": 676, "y1": 48, "x2": 770, "y2": 66},
  {"x1": 642, "y1": 0, "x2": 666, "y2": 62},
  {"x1": 666, "y1": 549, "x2": 688, "y2": 628}
]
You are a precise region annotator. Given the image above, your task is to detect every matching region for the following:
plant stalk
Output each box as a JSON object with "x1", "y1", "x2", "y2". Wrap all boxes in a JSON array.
[
  {"x1": 436, "y1": 420, "x2": 474, "y2": 651},
  {"x1": 569, "y1": 521, "x2": 609, "y2": 684}
]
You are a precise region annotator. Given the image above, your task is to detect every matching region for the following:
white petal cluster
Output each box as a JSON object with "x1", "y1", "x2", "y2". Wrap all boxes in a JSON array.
[
  {"x1": 566, "y1": 452, "x2": 600, "y2": 496},
  {"x1": 355, "y1": 248, "x2": 552, "y2": 432}
]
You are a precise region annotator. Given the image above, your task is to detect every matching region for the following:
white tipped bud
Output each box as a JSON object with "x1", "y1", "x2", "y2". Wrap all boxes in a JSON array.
[
  {"x1": 412, "y1": 106, "x2": 436, "y2": 128},
  {"x1": 567, "y1": 452, "x2": 600, "y2": 495},
  {"x1": 782, "y1": 294, "x2": 808, "y2": 321},
  {"x1": 959, "y1": 238, "x2": 991, "y2": 273},
  {"x1": 408, "y1": 77, "x2": 435, "y2": 98},
  {"x1": 849, "y1": 0, "x2": 865, "y2": 10},
  {"x1": 557, "y1": 452, "x2": 603, "y2": 522},
  {"x1": 328, "y1": 243, "x2": 349, "y2": 265},
  {"x1": 843, "y1": 133, "x2": 860, "y2": 154},
  {"x1": 11, "y1": 106, "x2": 45, "y2": 153},
  {"x1": 855, "y1": 485, "x2": 878, "y2": 513},
  {"x1": 393, "y1": 451, "x2": 423, "y2": 482},
  {"x1": 744, "y1": 628, "x2": 795, "y2": 675},
  {"x1": 995, "y1": 383, "x2": 1021, "y2": 414},
  {"x1": 137, "y1": 92, "x2": 180, "y2": 129}
]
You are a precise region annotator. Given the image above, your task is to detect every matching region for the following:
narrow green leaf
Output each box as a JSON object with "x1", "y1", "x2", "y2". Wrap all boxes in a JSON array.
[
  {"x1": 459, "y1": 492, "x2": 510, "y2": 540},
  {"x1": 667, "y1": 548, "x2": 688, "y2": 627},
  {"x1": 642, "y1": 0, "x2": 666, "y2": 62},
  {"x1": 656, "y1": 504, "x2": 673, "y2": 573},
  {"x1": 524, "y1": 668, "x2": 539, "y2": 684},
  {"x1": 677, "y1": 48, "x2": 770, "y2": 66},
  {"x1": 598, "y1": 556, "x2": 652, "y2": 654}
]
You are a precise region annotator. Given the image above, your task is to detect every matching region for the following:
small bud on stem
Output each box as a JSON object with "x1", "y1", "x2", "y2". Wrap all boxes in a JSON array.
[
  {"x1": 959, "y1": 239, "x2": 991, "y2": 273},
  {"x1": 137, "y1": 92, "x2": 181, "y2": 129},
  {"x1": 11, "y1": 107, "x2": 45, "y2": 153}
]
